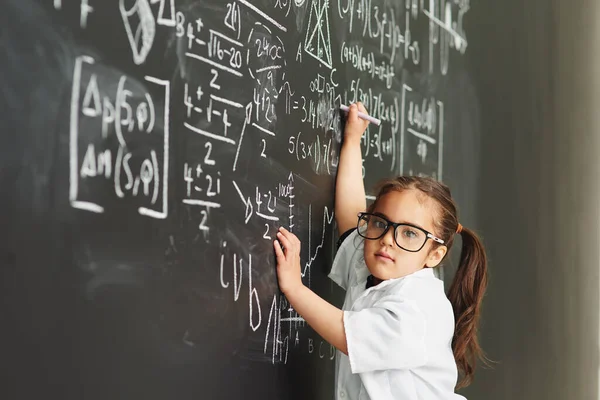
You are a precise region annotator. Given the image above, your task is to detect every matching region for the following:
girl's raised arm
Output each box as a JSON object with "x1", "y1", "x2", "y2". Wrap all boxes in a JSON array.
[{"x1": 335, "y1": 103, "x2": 370, "y2": 234}]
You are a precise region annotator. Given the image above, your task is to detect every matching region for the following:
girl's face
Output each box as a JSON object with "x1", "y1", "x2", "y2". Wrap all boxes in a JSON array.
[{"x1": 363, "y1": 190, "x2": 447, "y2": 280}]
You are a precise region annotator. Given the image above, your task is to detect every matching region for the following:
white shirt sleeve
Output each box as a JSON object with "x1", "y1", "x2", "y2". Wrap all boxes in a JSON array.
[
  {"x1": 328, "y1": 230, "x2": 361, "y2": 290},
  {"x1": 343, "y1": 295, "x2": 428, "y2": 374}
]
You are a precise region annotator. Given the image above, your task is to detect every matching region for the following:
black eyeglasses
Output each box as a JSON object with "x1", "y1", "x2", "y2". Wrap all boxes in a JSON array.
[{"x1": 357, "y1": 212, "x2": 445, "y2": 252}]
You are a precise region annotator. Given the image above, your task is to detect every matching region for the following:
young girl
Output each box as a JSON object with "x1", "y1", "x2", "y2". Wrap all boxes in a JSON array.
[{"x1": 273, "y1": 103, "x2": 488, "y2": 400}]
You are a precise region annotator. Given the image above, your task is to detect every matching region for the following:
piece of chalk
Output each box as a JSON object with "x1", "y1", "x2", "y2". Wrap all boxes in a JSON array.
[{"x1": 340, "y1": 104, "x2": 381, "y2": 126}]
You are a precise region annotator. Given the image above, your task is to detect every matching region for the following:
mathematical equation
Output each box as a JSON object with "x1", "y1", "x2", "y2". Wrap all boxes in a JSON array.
[
  {"x1": 69, "y1": 56, "x2": 170, "y2": 218},
  {"x1": 58, "y1": 0, "x2": 468, "y2": 364},
  {"x1": 337, "y1": 0, "x2": 470, "y2": 75}
]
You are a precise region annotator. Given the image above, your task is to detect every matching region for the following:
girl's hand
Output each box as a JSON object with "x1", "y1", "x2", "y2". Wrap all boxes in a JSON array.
[
  {"x1": 344, "y1": 102, "x2": 370, "y2": 145},
  {"x1": 274, "y1": 227, "x2": 304, "y2": 296}
]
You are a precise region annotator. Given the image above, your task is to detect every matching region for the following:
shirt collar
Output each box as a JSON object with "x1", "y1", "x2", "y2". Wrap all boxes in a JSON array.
[
  {"x1": 412, "y1": 267, "x2": 436, "y2": 278},
  {"x1": 366, "y1": 267, "x2": 437, "y2": 290}
]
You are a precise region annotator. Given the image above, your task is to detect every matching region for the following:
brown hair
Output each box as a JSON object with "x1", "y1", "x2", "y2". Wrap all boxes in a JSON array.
[{"x1": 368, "y1": 176, "x2": 489, "y2": 389}]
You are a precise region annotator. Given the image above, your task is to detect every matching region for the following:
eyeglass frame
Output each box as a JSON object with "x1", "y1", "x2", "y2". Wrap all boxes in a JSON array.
[{"x1": 356, "y1": 212, "x2": 445, "y2": 252}]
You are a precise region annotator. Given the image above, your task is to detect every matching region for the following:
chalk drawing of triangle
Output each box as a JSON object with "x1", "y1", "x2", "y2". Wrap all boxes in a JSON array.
[{"x1": 304, "y1": 0, "x2": 332, "y2": 69}]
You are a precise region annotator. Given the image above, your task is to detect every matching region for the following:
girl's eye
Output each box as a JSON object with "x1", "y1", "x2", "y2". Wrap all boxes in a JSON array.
[
  {"x1": 373, "y1": 220, "x2": 387, "y2": 229},
  {"x1": 402, "y1": 229, "x2": 418, "y2": 239}
]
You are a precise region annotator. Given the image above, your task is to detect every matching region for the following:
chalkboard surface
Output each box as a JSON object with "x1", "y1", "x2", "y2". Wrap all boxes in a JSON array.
[{"x1": 0, "y1": 0, "x2": 480, "y2": 399}]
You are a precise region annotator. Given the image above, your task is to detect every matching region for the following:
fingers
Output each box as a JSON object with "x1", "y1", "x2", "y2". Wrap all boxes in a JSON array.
[
  {"x1": 343, "y1": 102, "x2": 370, "y2": 143},
  {"x1": 349, "y1": 102, "x2": 369, "y2": 116},
  {"x1": 347, "y1": 102, "x2": 369, "y2": 127},
  {"x1": 348, "y1": 103, "x2": 359, "y2": 123},
  {"x1": 273, "y1": 239, "x2": 284, "y2": 259},
  {"x1": 279, "y1": 227, "x2": 302, "y2": 247},
  {"x1": 276, "y1": 231, "x2": 294, "y2": 252},
  {"x1": 276, "y1": 227, "x2": 301, "y2": 250},
  {"x1": 356, "y1": 101, "x2": 368, "y2": 114},
  {"x1": 274, "y1": 227, "x2": 302, "y2": 263}
]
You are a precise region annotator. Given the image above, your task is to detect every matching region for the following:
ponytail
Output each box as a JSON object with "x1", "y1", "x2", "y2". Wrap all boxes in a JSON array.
[{"x1": 447, "y1": 226, "x2": 489, "y2": 389}]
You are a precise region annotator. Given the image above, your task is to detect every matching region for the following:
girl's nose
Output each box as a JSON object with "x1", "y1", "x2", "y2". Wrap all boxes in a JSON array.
[{"x1": 379, "y1": 227, "x2": 396, "y2": 247}]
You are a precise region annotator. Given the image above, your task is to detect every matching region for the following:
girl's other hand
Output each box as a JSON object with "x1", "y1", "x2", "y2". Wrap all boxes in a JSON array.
[
  {"x1": 344, "y1": 102, "x2": 370, "y2": 145},
  {"x1": 274, "y1": 227, "x2": 304, "y2": 296}
]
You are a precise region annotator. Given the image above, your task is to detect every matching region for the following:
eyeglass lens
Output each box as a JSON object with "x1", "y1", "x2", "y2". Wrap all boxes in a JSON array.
[{"x1": 358, "y1": 214, "x2": 427, "y2": 251}]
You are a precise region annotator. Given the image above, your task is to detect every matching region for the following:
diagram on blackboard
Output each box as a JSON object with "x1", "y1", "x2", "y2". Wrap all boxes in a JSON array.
[
  {"x1": 119, "y1": 0, "x2": 156, "y2": 65},
  {"x1": 304, "y1": 0, "x2": 332, "y2": 69},
  {"x1": 154, "y1": 0, "x2": 176, "y2": 27}
]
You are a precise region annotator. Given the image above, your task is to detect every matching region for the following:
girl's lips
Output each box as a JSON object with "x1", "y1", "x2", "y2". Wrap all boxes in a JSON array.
[{"x1": 375, "y1": 252, "x2": 394, "y2": 262}]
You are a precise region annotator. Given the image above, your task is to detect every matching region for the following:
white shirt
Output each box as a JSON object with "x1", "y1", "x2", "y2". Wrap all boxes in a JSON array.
[{"x1": 328, "y1": 230, "x2": 466, "y2": 400}]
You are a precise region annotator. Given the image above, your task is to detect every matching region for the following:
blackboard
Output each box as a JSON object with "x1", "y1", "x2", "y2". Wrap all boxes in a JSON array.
[{"x1": 0, "y1": 0, "x2": 480, "y2": 399}]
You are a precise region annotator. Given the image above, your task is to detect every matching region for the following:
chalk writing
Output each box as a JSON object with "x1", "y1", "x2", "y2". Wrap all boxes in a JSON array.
[
  {"x1": 305, "y1": 0, "x2": 333, "y2": 68},
  {"x1": 55, "y1": 0, "x2": 470, "y2": 367},
  {"x1": 120, "y1": 0, "x2": 157, "y2": 65},
  {"x1": 69, "y1": 56, "x2": 169, "y2": 218},
  {"x1": 400, "y1": 84, "x2": 444, "y2": 179}
]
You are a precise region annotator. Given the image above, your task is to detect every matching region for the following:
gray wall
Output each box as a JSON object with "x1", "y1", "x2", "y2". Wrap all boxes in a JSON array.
[{"x1": 462, "y1": 0, "x2": 600, "y2": 398}]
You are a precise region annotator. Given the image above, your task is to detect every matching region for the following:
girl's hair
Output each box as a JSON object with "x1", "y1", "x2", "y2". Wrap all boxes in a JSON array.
[{"x1": 367, "y1": 176, "x2": 489, "y2": 389}]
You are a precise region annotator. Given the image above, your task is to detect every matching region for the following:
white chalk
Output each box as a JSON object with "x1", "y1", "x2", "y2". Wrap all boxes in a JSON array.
[{"x1": 340, "y1": 104, "x2": 381, "y2": 126}]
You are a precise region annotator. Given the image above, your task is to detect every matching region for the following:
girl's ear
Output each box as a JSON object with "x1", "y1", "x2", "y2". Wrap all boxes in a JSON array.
[{"x1": 425, "y1": 245, "x2": 447, "y2": 268}]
